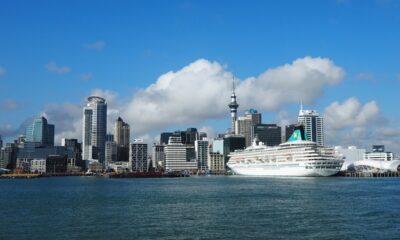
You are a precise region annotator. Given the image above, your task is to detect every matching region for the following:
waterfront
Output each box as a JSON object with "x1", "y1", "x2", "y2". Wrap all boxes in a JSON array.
[{"x1": 1, "y1": 177, "x2": 400, "y2": 240}]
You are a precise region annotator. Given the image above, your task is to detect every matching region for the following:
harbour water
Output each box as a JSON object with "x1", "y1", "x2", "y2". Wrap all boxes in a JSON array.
[{"x1": 1, "y1": 176, "x2": 399, "y2": 239}]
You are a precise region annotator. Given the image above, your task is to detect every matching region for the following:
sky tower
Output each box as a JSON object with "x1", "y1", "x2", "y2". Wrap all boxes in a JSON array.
[{"x1": 228, "y1": 77, "x2": 239, "y2": 133}]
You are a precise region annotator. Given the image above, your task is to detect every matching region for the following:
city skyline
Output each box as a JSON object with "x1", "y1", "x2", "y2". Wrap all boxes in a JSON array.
[{"x1": 0, "y1": 1, "x2": 399, "y2": 152}]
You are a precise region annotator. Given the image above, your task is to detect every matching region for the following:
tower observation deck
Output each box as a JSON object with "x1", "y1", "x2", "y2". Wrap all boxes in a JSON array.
[{"x1": 228, "y1": 78, "x2": 239, "y2": 133}]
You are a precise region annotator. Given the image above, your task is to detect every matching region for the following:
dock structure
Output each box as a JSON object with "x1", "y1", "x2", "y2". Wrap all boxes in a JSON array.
[
  {"x1": 344, "y1": 171, "x2": 400, "y2": 177},
  {"x1": 0, "y1": 173, "x2": 41, "y2": 179}
]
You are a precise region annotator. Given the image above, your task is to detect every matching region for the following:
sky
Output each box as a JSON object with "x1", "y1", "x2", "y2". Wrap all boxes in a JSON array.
[{"x1": 0, "y1": 0, "x2": 399, "y2": 152}]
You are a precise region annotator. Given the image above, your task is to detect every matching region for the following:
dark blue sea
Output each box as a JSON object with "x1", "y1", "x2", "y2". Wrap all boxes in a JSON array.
[{"x1": 1, "y1": 176, "x2": 399, "y2": 240}]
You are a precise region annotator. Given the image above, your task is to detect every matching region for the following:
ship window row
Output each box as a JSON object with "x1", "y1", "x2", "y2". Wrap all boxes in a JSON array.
[{"x1": 305, "y1": 166, "x2": 340, "y2": 169}]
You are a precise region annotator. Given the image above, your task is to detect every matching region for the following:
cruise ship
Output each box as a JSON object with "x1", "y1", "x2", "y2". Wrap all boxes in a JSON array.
[{"x1": 227, "y1": 127, "x2": 344, "y2": 177}]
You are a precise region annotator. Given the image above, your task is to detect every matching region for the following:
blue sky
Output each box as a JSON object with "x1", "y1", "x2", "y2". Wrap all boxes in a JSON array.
[{"x1": 0, "y1": 0, "x2": 399, "y2": 150}]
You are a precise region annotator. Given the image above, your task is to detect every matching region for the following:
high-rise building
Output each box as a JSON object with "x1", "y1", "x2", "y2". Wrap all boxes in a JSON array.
[
  {"x1": 228, "y1": 78, "x2": 239, "y2": 133},
  {"x1": 0, "y1": 143, "x2": 17, "y2": 169},
  {"x1": 245, "y1": 109, "x2": 262, "y2": 126},
  {"x1": 130, "y1": 140, "x2": 148, "y2": 172},
  {"x1": 298, "y1": 106, "x2": 324, "y2": 146},
  {"x1": 61, "y1": 138, "x2": 82, "y2": 167},
  {"x1": 186, "y1": 146, "x2": 196, "y2": 163},
  {"x1": 82, "y1": 96, "x2": 107, "y2": 164},
  {"x1": 0, "y1": 135, "x2": 3, "y2": 149},
  {"x1": 105, "y1": 141, "x2": 117, "y2": 166},
  {"x1": 48, "y1": 124, "x2": 54, "y2": 146},
  {"x1": 114, "y1": 117, "x2": 130, "y2": 162},
  {"x1": 185, "y1": 128, "x2": 199, "y2": 145},
  {"x1": 160, "y1": 132, "x2": 173, "y2": 145},
  {"x1": 0, "y1": 147, "x2": 6, "y2": 169},
  {"x1": 106, "y1": 134, "x2": 114, "y2": 142},
  {"x1": 235, "y1": 117, "x2": 253, "y2": 147},
  {"x1": 164, "y1": 137, "x2": 197, "y2": 172},
  {"x1": 223, "y1": 135, "x2": 246, "y2": 164},
  {"x1": 212, "y1": 139, "x2": 224, "y2": 154},
  {"x1": 235, "y1": 109, "x2": 263, "y2": 147},
  {"x1": 25, "y1": 116, "x2": 54, "y2": 147},
  {"x1": 171, "y1": 128, "x2": 199, "y2": 145},
  {"x1": 199, "y1": 132, "x2": 207, "y2": 140},
  {"x1": 253, "y1": 124, "x2": 282, "y2": 146},
  {"x1": 152, "y1": 144, "x2": 165, "y2": 169},
  {"x1": 115, "y1": 117, "x2": 130, "y2": 147},
  {"x1": 195, "y1": 140, "x2": 209, "y2": 171}
]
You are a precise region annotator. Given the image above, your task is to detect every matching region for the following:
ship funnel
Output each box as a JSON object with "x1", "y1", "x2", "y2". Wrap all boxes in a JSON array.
[{"x1": 288, "y1": 125, "x2": 307, "y2": 142}]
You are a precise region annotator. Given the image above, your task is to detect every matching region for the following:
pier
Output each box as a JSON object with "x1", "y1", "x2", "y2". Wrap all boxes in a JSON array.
[{"x1": 344, "y1": 172, "x2": 400, "y2": 177}]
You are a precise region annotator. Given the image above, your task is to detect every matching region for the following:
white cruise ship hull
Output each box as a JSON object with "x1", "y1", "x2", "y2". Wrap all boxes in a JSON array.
[{"x1": 227, "y1": 163, "x2": 340, "y2": 177}]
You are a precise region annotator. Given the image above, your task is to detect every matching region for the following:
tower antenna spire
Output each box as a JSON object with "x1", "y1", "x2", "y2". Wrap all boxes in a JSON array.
[
  {"x1": 232, "y1": 76, "x2": 235, "y2": 94},
  {"x1": 300, "y1": 100, "x2": 303, "y2": 112}
]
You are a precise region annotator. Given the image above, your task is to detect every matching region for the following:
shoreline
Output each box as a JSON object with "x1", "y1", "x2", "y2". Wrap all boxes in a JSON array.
[{"x1": 1, "y1": 171, "x2": 400, "y2": 179}]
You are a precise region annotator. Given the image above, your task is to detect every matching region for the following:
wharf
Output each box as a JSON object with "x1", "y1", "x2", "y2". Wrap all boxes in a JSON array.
[
  {"x1": 0, "y1": 172, "x2": 87, "y2": 179},
  {"x1": 344, "y1": 172, "x2": 400, "y2": 177},
  {"x1": 0, "y1": 173, "x2": 41, "y2": 179}
]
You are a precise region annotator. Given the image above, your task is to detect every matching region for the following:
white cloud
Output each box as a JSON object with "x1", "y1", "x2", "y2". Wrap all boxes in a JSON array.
[
  {"x1": 0, "y1": 66, "x2": 6, "y2": 76},
  {"x1": 41, "y1": 103, "x2": 83, "y2": 144},
  {"x1": 324, "y1": 97, "x2": 380, "y2": 130},
  {"x1": 8, "y1": 57, "x2": 346, "y2": 146},
  {"x1": 0, "y1": 117, "x2": 35, "y2": 140},
  {"x1": 79, "y1": 72, "x2": 93, "y2": 81},
  {"x1": 35, "y1": 89, "x2": 119, "y2": 145},
  {"x1": 45, "y1": 61, "x2": 71, "y2": 74},
  {"x1": 377, "y1": 127, "x2": 400, "y2": 138},
  {"x1": 323, "y1": 98, "x2": 400, "y2": 154},
  {"x1": 198, "y1": 126, "x2": 216, "y2": 139},
  {"x1": 274, "y1": 110, "x2": 297, "y2": 132},
  {"x1": 356, "y1": 72, "x2": 374, "y2": 81},
  {"x1": 0, "y1": 123, "x2": 16, "y2": 137},
  {"x1": 238, "y1": 56, "x2": 344, "y2": 110},
  {"x1": 86, "y1": 40, "x2": 106, "y2": 50},
  {"x1": 125, "y1": 57, "x2": 344, "y2": 135}
]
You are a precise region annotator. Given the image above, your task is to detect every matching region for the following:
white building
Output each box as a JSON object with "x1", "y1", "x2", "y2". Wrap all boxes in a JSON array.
[
  {"x1": 364, "y1": 152, "x2": 394, "y2": 161},
  {"x1": 195, "y1": 140, "x2": 209, "y2": 171},
  {"x1": 130, "y1": 140, "x2": 148, "y2": 172},
  {"x1": 335, "y1": 146, "x2": 366, "y2": 171},
  {"x1": 30, "y1": 159, "x2": 46, "y2": 173},
  {"x1": 82, "y1": 96, "x2": 107, "y2": 164},
  {"x1": 341, "y1": 145, "x2": 399, "y2": 173},
  {"x1": 108, "y1": 161, "x2": 130, "y2": 173},
  {"x1": 298, "y1": 106, "x2": 324, "y2": 146},
  {"x1": 165, "y1": 137, "x2": 197, "y2": 172}
]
